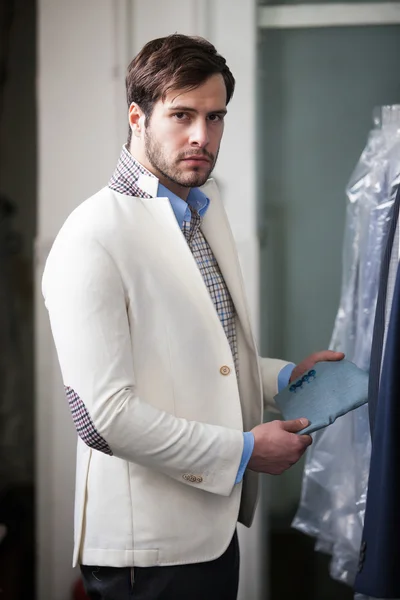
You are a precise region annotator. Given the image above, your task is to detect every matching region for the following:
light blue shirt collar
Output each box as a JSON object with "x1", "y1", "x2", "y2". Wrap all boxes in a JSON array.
[{"x1": 158, "y1": 183, "x2": 210, "y2": 227}]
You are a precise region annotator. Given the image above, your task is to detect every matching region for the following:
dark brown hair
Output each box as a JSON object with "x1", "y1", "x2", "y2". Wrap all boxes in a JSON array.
[{"x1": 125, "y1": 34, "x2": 235, "y2": 143}]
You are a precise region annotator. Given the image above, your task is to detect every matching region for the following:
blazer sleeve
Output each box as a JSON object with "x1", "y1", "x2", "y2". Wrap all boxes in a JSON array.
[
  {"x1": 259, "y1": 357, "x2": 290, "y2": 413},
  {"x1": 42, "y1": 232, "x2": 243, "y2": 497}
]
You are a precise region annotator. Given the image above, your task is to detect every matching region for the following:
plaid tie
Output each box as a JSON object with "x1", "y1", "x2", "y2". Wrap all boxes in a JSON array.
[{"x1": 182, "y1": 209, "x2": 238, "y2": 375}]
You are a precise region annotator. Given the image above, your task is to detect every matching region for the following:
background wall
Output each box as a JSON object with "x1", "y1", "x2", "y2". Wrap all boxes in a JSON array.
[
  {"x1": 36, "y1": 2, "x2": 262, "y2": 599},
  {"x1": 259, "y1": 24, "x2": 400, "y2": 365},
  {"x1": 259, "y1": 19, "x2": 400, "y2": 518}
]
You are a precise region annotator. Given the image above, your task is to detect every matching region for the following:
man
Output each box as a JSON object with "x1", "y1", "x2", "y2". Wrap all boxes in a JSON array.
[{"x1": 43, "y1": 34, "x2": 342, "y2": 599}]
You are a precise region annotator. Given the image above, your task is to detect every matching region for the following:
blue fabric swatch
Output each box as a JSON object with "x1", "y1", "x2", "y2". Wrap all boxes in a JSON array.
[{"x1": 273, "y1": 359, "x2": 369, "y2": 435}]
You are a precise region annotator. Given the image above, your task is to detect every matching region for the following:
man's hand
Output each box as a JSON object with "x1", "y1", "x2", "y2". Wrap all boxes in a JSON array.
[
  {"x1": 290, "y1": 350, "x2": 344, "y2": 383},
  {"x1": 247, "y1": 419, "x2": 312, "y2": 475}
]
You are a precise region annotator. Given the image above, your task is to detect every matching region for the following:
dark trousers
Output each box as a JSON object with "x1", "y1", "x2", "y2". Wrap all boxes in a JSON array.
[{"x1": 80, "y1": 531, "x2": 239, "y2": 600}]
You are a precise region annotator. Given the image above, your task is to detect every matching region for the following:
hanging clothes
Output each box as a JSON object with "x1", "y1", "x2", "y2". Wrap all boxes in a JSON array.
[
  {"x1": 354, "y1": 111, "x2": 400, "y2": 599},
  {"x1": 292, "y1": 105, "x2": 400, "y2": 593}
]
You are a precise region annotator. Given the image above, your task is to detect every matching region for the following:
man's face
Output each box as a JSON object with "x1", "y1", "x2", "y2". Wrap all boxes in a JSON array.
[{"x1": 142, "y1": 74, "x2": 227, "y2": 194}]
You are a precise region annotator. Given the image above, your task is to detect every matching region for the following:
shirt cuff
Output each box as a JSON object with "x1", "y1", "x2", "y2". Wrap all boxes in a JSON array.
[
  {"x1": 235, "y1": 432, "x2": 255, "y2": 484},
  {"x1": 278, "y1": 363, "x2": 296, "y2": 392}
]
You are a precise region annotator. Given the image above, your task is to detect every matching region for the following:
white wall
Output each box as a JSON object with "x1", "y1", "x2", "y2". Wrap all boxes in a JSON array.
[
  {"x1": 36, "y1": 2, "x2": 263, "y2": 599},
  {"x1": 36, "y1": 3, "x2": 122, "y2": 599}
]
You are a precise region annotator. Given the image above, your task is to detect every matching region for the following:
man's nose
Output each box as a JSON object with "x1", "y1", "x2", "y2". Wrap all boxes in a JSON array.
[{"x1": 189, "y1": 120, "x2": 209, "y2": 147}]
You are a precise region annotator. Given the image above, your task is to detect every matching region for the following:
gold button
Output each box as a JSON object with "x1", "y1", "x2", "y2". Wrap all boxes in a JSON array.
[
  {"x1": 220, "y1": 365, "x2": 231, "y2": 376},
  {"x1": 196, "y1": 476, "x2": 203, "y2": 483}
]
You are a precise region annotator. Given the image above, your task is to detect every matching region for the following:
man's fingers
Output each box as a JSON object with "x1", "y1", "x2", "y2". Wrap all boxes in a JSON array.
[
  {"x1": 298, "y1": 434, "x2": 313, "y2": 447},
  {"x1": 313, "y1": 350, "x2": 344, "y2": 362},
  {"x1": 281, "y1": 418, "x2": 309, "y2": 433}
]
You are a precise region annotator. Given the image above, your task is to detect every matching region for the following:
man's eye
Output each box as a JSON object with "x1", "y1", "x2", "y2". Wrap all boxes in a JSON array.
[
  {"x1": 173, "y1": 113, "x2": 188, "y2": 120},
  {"x1": 208, "y1": 114, "x2": 222, "y2": 122}
]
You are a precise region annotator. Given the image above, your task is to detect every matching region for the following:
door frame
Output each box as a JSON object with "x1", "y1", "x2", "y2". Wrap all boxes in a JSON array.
[{"x1": 259, "y1": 2, "x2": 400, "y2": 29}]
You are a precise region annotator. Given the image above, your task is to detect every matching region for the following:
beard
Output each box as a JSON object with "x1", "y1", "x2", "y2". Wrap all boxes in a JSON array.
[{"x1": 144, "y1": 128, "x2": 218, "y2": 189}]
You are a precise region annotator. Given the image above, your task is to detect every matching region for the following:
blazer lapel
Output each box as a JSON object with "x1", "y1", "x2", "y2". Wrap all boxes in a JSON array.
[
  {"x1": 134, "y1": 176, "x2": 257, "y2": 354},
  {"x1": 138, "y1": 194, "x2": 230, "y2": 343}
]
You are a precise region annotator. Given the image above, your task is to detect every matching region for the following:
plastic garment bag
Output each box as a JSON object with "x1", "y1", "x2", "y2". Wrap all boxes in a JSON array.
[{"x1": 292, "y1": 106, "x2": 400, "y2": 592}]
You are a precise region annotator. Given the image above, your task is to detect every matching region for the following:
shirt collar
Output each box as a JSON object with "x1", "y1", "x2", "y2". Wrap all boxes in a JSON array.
[
  {"x1": 158, "y1": 183, "x2": 209, "y2": 226},
  {"x1": 109, "y1": 145, "x2": 210, "y2": 226},
  {"x1": 108, "y1": 145, "x2": 157, "y2": 198}
]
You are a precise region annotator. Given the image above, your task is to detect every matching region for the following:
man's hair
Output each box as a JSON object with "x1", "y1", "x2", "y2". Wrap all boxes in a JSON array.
[{"x1": 125, "y1": 34, "x2": 235, "y2": 143}]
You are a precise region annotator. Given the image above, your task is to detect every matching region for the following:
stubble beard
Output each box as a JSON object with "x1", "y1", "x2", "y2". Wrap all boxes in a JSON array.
[{"x1": 144, "y1": 129, "x2": 218, "y2": 189}]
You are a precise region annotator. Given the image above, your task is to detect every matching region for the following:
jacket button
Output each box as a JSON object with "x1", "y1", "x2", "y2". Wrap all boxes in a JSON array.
[
  {"x1": 182, "y1": 474, "x2": 203, "y2": 483},
  {"x1": 220, "y1": 365, "x2": 231, "y2": 376}
]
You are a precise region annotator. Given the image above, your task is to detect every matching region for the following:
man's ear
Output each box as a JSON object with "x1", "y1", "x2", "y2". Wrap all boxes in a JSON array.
[{"x1": 129, "y1": 102, "x2": 145, "y2": 138}]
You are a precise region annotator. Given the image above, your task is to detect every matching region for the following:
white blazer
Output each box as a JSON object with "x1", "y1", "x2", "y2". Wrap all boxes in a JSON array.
[{"x1": 42, "y1": 177, "x2": 287, "y2": 568}]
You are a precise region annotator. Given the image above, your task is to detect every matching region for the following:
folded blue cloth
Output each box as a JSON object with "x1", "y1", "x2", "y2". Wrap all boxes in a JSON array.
[{"x1": 273, "y1": 359, "x2": 369, "y2": 435}]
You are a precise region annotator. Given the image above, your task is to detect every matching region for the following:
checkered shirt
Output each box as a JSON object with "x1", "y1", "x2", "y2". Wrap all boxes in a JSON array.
[
  {"x1": 108, "y1": 146, "x2": 154, "y2": 199},
  {"x1": 65, "y1": 387, "x2": 112, "y2": 454},
  {"x1": 65, "y1": 148, "x2": 238, "y2": 455}
]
